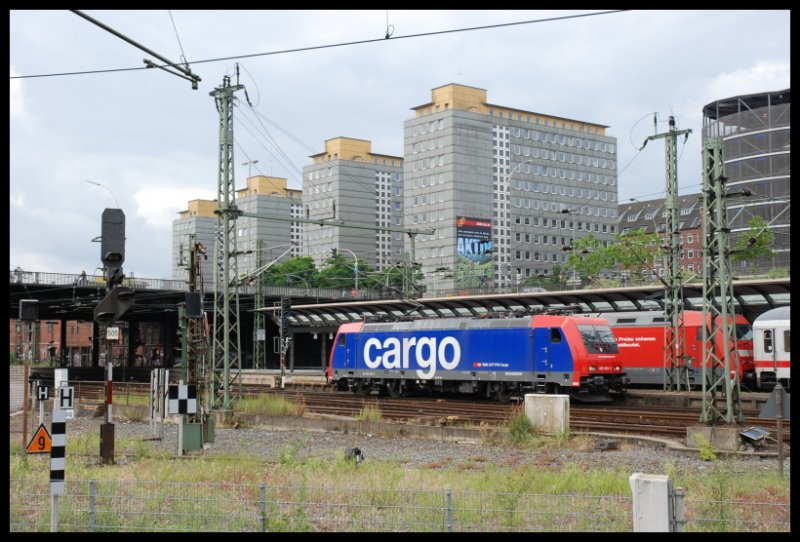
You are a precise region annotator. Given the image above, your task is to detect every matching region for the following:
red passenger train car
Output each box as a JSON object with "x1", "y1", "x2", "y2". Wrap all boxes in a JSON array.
[{"x1": 595, "y1": 311, "x2": 754, "y2": 389}]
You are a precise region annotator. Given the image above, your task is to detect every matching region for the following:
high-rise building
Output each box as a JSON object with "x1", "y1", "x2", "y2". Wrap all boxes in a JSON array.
[
  {"x1": 172, "y1": 176, "x2": 303, "y2": 285},
  {"x1": 702, "y1": 89, "x2": 790, "y2": 273},
  {"x1": 303, "y1": 137, "x2": 404, "y2": 271},
  {"x1": 404, "y1": 84, "x2": 619, "y2": 293}
]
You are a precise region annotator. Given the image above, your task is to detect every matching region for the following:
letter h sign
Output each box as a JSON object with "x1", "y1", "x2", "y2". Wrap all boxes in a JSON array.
[{"x1": 57, "y1": 386, "x2": 74, "y2": 410}]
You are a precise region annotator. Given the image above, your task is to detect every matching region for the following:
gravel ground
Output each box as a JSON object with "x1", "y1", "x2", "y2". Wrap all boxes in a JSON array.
[{"x1": 12, "y1": 412, "x2": 789, "y2": 476}]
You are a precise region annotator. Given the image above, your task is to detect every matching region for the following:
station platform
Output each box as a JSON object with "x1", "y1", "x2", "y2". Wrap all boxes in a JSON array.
[{"x1": 623, "y1": 388, "x2": 771, "y2": 411}]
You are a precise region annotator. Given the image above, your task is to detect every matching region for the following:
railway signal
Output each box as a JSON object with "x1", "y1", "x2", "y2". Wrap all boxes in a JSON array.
[{"x1": 100, "y1": 208, "x2": 126, "y2": 285}]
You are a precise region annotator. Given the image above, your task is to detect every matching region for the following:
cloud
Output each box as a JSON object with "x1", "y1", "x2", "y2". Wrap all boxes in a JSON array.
[
  {"x1": 10, "y1": 192, "x2": 25, "y2": 207},
  {"x1": 134, "y1": 185, "x2": 216, "y2": 230},
  {"x1": 9, "y1": 66, "x2": 25, "y2": 119},
  {"x1": 704, "y1": 61, "x2": 790, "y2": 103}
]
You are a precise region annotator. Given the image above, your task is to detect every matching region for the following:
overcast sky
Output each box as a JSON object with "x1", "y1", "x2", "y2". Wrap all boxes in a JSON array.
[{"x1": 10, "y1": 9, "x2": 790, "y2": 280}]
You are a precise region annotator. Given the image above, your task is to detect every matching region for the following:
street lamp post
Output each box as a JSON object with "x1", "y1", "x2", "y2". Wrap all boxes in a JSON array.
[
  {"x1": 285, "y1": 273, "x2": 310, "y2": 291},
  {"x1": 498, "y1": 159, "x2": 536, "y2": 290},
  {"x1": 86, "y1": 180, "x2": 120, "y2": 208},
  {"x1": 561, "y1": 209, "x2": 582, "y2": 289},
  {"x1": 338, "y1": 248, "x2": 359, "y2": 291},
  {"x1": 242, "y1": 159, "x2": 259, "y2": 180}
]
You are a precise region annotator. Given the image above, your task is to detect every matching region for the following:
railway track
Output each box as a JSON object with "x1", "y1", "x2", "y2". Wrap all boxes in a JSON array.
[{"x1": 67, "y1": 382, "x2": 790, "y2": 443}]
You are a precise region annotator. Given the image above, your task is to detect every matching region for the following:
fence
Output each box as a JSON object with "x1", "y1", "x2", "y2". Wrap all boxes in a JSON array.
[{"x1": 9, "y1": 479, "x2": 789, "y2": 532}]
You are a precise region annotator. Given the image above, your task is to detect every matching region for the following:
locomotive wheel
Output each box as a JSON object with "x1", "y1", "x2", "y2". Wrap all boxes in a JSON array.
[
  {"x1": 354, "y1": 381, "x2": 370, "y2": 396},
  {"x1": 385, "y1": 380, "x2": 403, "y2": 398},
  {"x1": 493, "y1": 383, "x2": 510, "y2": 403}
]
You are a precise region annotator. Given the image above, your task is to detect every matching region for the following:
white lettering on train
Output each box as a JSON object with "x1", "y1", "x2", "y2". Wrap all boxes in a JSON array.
[{"x1": 363, "y1": 336, "x2": 461, "y2": 379}]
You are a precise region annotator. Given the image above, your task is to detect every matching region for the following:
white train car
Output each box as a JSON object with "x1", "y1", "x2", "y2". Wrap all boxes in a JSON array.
[{"x1": 752, "y1": 306, "x2": 790, "y2": 390}]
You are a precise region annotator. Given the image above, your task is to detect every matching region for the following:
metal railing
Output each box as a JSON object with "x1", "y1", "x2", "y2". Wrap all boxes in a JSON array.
[
  {"x1": 9, "y1": 479, "x2": 790, "y2": 532},
  {"x1": 9, "y1": 268, "x2": 789, "y2": 301}
]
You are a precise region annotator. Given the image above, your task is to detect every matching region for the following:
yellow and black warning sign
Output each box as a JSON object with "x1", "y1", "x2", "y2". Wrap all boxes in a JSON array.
[{"x1": 26, "y1": 423, "x2": 52, "y2": 454}]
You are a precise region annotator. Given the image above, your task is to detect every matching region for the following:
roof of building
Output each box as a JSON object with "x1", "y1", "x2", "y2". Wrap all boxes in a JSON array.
[{"x1": 617, "y1": 193, "x2": 702, "y2": 234}]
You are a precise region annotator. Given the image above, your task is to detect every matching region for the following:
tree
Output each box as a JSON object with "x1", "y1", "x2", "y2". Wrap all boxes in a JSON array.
[
  {"x1": 564, "y1": 234, "x2": 616, "y2": 284},
  {"x1": 607, "y1": 228, "x2": 662, "y2": 274},
  {"x1": 364, "y1": 262, "x2": 424, "y2": 298},
  {"x1": 316, "y1": 253, "x2": 374, "y2": 290},
  {"x1": 259, "y1": 257, "x2": 319, "y2": 287},
  {"x1": 732, "y1": 216, "x2": 775, "y2": 276},
  {"x1": 558, "y1": 229, "x2": 662, "y2": 287}
]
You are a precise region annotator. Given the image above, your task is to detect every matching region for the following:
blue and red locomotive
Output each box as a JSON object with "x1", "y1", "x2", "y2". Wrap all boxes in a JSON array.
[{"x1": 327, "y1": 313, "x2": 628, "y2": 401}]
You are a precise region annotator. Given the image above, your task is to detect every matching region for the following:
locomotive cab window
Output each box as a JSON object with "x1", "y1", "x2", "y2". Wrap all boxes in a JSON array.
[
  {"x1": 577, "y1": 324, "x2": 620, "y2": 354},
  {"x1": 736, "y1": 324, "x2": 753, "y2": 341},
  {"x1": 338, "y1": 334, "x2": 346, "y2": 346},
  {"x1": 763, "y1": 330, "x2": 773, "y2": 353},
  {"x1": 550, "y1": 328, "x2": 562, "y2": 343}
]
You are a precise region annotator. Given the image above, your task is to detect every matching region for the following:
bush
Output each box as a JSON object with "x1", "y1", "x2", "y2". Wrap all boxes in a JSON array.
[
  {"x1": 767, "y1": 267, "x2": 789, "y2": 279},
  {"x1": 506, "y1": 408, "x2": 534, "y2": 445},
  {"x1": 694, "y1": 434, "x2": 717, "y2": 462},
  {"x1": 356, "y1": 404, "x2": 382, "y2": 422}
]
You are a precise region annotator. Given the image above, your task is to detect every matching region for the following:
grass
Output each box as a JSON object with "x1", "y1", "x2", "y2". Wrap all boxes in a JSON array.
[
  {"x1": 235, "y1": 394, "x2": 305, "y2": 416},
  {"x1": 9, "y1": 398, "x2": 790, "y2": 531},
  {"x1": 356, "y1": 403, "x2": 382, "y2": 422},
  {"x1": 9, "y1": 443, "x2": 790, "y2": 532}
]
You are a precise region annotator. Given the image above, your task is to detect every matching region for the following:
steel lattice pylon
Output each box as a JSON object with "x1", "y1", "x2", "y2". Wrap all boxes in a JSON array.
[
  {"x1": 700, "y1": 137, "x2": 743, "y2": 424},
  {"x1": 646, "y1": 117, "x2": 692, "y2": 391},
  {"x1": 210, "y1": 76, "x2": 244, "y2": 412}
]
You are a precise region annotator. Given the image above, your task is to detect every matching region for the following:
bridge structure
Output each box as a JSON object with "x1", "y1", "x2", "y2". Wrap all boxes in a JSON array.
[{"x1": 9, "y1": 270, "x2": 790, "y2": 373}]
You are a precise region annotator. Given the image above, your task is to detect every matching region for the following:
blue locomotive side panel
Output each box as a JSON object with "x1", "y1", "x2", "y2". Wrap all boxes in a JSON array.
[
  {"x1": 339, "y1": 327, "x2": 571, "y2": 379},
  {"x1": 533, "y1": 327, "x2": 574, "y2": 373}
]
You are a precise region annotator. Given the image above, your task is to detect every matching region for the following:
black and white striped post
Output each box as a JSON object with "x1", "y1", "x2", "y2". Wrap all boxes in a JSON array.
[{"x1": 50, "y1": 385, "x2": 71, "y2": 532}]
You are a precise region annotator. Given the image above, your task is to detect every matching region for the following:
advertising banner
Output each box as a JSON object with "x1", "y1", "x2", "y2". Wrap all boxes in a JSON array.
[{"x1": 456, "y1": 216, "x2": 493, "y2": 288}]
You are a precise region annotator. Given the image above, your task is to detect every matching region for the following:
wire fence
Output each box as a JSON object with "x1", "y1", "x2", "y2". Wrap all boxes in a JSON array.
[{"x1": 9, "y1": 479, "x2": 790, "y2": 532}]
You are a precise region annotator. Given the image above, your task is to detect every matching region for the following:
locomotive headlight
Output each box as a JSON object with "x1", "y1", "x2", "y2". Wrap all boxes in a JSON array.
[{"x1": 614, "y1": 366, "x2": 621, "y2": 372}]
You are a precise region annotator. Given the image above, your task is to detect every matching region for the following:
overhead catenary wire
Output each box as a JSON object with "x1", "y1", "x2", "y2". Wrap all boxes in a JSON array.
[
  {"x1": 168, "y1": 10, "x2": 190, "y2": 70},
  {"x1": 12, "y1": 10, "x2": 628, "y2": 81}
]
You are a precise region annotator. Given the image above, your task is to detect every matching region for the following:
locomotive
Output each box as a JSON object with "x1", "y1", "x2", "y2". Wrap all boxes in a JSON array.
[
  {"x1": 327, "y1": 313, "x2": 628, "y2": 402},
  {"x1": 595, "y1": 310, "x2": 755, "y2": 389},
  {"x1": 752, "y1": 306, "x2": 790, "y2": 390}
]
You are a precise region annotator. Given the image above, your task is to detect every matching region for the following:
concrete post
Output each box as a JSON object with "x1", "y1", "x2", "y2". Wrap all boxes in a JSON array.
[{"x1": 630, "y1": 473, "x2": 674, "y2": 532}]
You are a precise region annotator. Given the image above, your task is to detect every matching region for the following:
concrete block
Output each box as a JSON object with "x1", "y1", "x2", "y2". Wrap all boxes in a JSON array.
[
  {"x1": 686, "y1": 425, "x2": 743, "y2": 452},
  {"x1": 523, "y1": 394, "x2": 569, "y2": 435}
]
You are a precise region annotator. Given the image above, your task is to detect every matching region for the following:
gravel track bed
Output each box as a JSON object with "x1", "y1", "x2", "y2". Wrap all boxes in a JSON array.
[{"x1": 13, "y1": 413, "x2": 788, "y2": 476}]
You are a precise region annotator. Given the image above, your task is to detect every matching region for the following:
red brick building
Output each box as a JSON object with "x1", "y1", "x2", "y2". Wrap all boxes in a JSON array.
[
  {"x1": 617, "y1": 194, "x2": 703, "y2": 279},
  {"x1": 9, "y1": 319, "x2": 93, "y2": 365}
]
